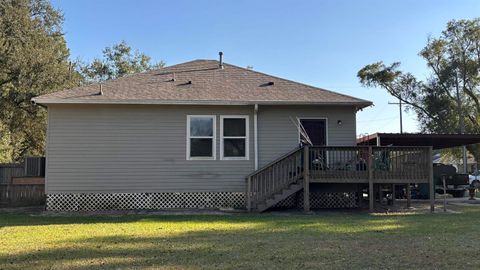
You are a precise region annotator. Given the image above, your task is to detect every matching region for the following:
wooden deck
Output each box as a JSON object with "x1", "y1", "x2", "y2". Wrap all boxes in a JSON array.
[
  {"x1": 246, "y1": 146, "x2": 434, "y2": 212},
  {"x1": 308, "y1": 146, "x2": 431, "y2": 184}
]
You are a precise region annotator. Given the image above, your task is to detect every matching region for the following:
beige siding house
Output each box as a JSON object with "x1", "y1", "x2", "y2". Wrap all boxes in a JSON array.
[{"x1": 33, "y1": 58, "x2": 372, "y2": 211}]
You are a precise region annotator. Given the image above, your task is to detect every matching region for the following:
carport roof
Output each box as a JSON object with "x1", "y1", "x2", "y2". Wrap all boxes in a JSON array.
[{"x1": 356, "y1": 133, "x2": 480, "y2": 149}]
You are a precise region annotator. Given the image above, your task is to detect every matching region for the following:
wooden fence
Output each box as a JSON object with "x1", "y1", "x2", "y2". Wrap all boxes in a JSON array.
[
  {"x1": 0, "y1": 157, "x2": 46, "y2": 207},
  {"x1": 24, "y1": 157, "x2": 46, "y2": 177},
  {"x1": 0, "y1": 164, "x2": 24, "y2": 184},
  {"x1": 0, "y1": 184, "x2": 45, "y2": 207}
]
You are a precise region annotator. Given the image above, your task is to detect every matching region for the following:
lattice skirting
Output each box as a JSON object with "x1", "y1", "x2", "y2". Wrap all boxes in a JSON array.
[
  {"x1": 46, "y1": 192, "x2": 245, "y2": 211},
  {"x1": 273, "y1": 192, "x2": 358, "y2": 209}
]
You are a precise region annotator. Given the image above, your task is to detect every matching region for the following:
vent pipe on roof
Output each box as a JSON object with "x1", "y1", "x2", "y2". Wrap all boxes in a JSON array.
[
  {"x1": 219, "y1": 51, "x2": 224, "y2": 69},
  {"x1": 99, "y1": 84, "x2": 103, "y2": 95}
]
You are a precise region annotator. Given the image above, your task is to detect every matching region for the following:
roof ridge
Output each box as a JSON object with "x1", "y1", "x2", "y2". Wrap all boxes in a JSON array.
[{"x1": 163, "y1": 59, "x2": 215, "y2": 68}]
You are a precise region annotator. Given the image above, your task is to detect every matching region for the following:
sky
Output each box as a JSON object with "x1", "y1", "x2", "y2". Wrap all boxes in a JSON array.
[{"x1": 51, "y1": 0, "x2": 480, "y2": 137}]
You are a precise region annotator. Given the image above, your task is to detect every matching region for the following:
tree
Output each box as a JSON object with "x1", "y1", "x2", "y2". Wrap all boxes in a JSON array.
[
  {"x1": 357, "y1": 18, "x2": 480, "y2": 162},
  {"x1": 0, "y1": 0, "x2": 81, "y2": 162},
  {"x1": 79, "y1": 41, "x2": 165, "y2": 83}
]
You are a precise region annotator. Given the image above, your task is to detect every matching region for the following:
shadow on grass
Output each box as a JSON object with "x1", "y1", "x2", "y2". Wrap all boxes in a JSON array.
[
  {"x1": 2, "y1": 207, "x2": 480, "y2": 269},
  {"x1": 0, "y1": 208, "x2": 370, "y2": 227},
  {"x1": 0, "y1": 220, "x2": 408, "y2": 270},
  {"x1": 1, "y1": 205, "x2": 478, "y2": 228},
  {"x1": 0, "y1": 210, "x2": 394, "y2": 229}
]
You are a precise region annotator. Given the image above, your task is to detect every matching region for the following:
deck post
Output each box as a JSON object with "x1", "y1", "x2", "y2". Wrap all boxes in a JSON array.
[
  {"x1": 303, "y1": 146, "x2": 310, "y2": 212},
  {"x1": 357, "y1": 184, "x2": 363, "y2": 208},
  {"x1": 368, "y1": 146, "x2": 374, "y2": 212},
  {"x1": 406, "y1": 184, "x2": 411, "y2": 208},
  {"x1": 246, "y1": 176, "x2": 252, "y2": 212},
  {"x1": 391, "y1": 184, "x2": 396, "y2": 206},
  {"x1": 429, "y1": 146, "x2": 435, "y2": 212}
]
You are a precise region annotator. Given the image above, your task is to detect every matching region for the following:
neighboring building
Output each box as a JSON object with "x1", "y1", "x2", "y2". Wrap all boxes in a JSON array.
[{"x1": 33, "y1": 57, "x2": 375, "y2": 211}]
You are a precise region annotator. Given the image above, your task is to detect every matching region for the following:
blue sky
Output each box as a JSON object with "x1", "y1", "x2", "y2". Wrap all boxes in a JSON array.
[{"x1": 52, "y1": 0, "x2": 480, "y2": 136}]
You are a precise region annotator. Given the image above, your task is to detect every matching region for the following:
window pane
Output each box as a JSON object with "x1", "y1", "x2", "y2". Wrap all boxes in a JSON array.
[
  {"x1": 223, "y1": 118, "x2": 246, "y2": 137},
  {"x1": 190, "y1": 138, "x2": 213, "y2": 157},
  {"x1": 190, "y1": 117, "x2": 213, "y2": 136},
  {"x1": 224, "y1": 138, "x2": 246, "y2": 157}
]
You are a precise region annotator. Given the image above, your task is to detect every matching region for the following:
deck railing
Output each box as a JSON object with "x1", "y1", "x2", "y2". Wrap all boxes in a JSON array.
[
  {"x1": 371, "y1": 146, "x2": 430, "y2": 181},
  {"x1": 308, "y1": 146, "x2": 369, "y2": 181},
  {"x1": 308, "y1": 146, "x2": 430, "y2": 182}
]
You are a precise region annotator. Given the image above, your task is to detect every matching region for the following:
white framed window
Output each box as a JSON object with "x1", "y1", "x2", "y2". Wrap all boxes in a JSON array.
[
  {"x1": 220, "y1": 115, "x2": 249, "y2": 160},
  {"x1": 187, "y1": 115, "x2": 216, "y2": 160}
]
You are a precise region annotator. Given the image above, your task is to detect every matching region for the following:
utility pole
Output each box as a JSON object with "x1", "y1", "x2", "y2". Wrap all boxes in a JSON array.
[
  {"x1": 456, "y1": 85, "x2": 468, "y2": 173},
  {"x1": 388, "y1": 98, "x2": 403, "y2": 134}
]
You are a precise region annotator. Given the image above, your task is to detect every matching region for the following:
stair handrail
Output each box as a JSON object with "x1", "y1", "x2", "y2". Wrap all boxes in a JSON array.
[
  {"x1": 246, "y1": 146, "x2": 305, "y2": 211},
  {"x1": 246, "y1": 146, "x2": 304, "y2": 178}
]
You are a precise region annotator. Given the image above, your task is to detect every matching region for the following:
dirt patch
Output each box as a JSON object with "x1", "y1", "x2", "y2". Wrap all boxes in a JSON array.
[
  {"x1": 39, "y1": 208, "x2": 246, "y2": 217},
  {"x1": 0, "y1": 206, "x2": 45, "y2": 214},
  {"x1": 3, "y1": 199, "x2": 478, "y2": 217}
]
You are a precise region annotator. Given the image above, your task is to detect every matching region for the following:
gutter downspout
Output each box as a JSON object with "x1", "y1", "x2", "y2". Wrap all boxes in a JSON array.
[{"x1": 254, "y1": 104, "x2": 259, "y2": 170}]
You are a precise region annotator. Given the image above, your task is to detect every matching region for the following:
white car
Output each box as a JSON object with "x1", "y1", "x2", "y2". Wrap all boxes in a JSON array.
[{"x1": 468, "y1": 174, "x2": 480, "y2": 188}]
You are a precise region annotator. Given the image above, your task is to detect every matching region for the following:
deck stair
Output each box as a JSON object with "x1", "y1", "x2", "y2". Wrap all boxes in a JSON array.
[
  {"x1": 246, "y1": 147, "x2": 305, "y2": 212},
  {"x1": 256, "y1": 182, "x2": 303, "y2": 212}
]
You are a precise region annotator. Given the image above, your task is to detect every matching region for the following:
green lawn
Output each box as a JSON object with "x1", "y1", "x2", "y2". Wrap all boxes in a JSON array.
[{"x1": 1, "y1": 206, "x2": 479, "y2": 270}]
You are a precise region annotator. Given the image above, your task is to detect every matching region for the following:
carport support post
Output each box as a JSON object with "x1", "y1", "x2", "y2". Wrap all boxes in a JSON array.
[
  {"x1": 368, "y1": 146, "x2": 374, "y2": 212},
  {"x1": 303, "y1": 146, "x2": 310, "y2": 212},
  {"x1": 429, "y1": 146, "x2": 435, "y2": 212}
]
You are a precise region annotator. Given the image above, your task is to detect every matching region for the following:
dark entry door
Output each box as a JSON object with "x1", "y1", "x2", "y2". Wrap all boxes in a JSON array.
[{"x1": 300, "y1": 119, "x2": 327, "y2": 146}]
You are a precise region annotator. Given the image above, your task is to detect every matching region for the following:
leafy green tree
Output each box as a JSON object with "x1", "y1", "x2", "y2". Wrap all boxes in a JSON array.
[
  {"x1": 0, "y1": 123, "x2": 12, "y2": 162},
  {"x1": 0, "y1": 1, "x2": 164, "y2": 162},
  {"x1": 0, "y1": 0, "x2": 81, "y2": 162},
  {"x1": 358, "y1": 18, "x2": 480, "y2": 162},
  {"x1": 79, "y1": 41, "x2": 165, "y2": 83}
]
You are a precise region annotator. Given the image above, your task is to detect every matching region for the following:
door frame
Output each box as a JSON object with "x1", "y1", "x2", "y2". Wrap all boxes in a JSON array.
[{"x1": 296, "y1": 117, "x2": 329, "y2": 146}]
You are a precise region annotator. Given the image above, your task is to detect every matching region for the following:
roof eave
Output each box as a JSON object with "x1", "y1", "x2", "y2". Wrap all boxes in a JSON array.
[{"x1": 32, "y1": 98, "x2": 373, "y2": 108}]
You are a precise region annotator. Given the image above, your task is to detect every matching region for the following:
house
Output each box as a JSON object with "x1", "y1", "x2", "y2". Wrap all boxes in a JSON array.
[{"x1": 33, "y1": 55, "x2": 434, "y2": 212}]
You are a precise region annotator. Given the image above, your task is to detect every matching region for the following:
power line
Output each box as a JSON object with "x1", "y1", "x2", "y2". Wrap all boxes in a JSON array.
[
  {"x1": 388, "y1": 99, "x2": 403, "y2": 134},
  {"x1": 357, "y1": 103, "x2": 390, "y2": 132},
  {"x1": 357, "y1": 116, "x2": 398, "y2": 123}
]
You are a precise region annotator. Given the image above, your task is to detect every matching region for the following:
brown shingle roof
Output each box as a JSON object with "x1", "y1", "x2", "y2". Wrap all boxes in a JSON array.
[{"x1": 33, "y1": 59, "x2": 372, "y2": 107}]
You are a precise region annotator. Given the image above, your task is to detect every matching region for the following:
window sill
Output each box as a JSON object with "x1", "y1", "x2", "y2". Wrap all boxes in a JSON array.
[
  {"x1": 221, "y1": 157, "x2": 249, "y2": 161},
  {"x1": 187, "y1": 157, "x2": 216, "y2": 161}
]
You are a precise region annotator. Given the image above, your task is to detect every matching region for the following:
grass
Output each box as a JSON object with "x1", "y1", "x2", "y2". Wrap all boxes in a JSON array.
[{"x1": 1, "y1": 206, "x2": 479, "y2": 270}]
